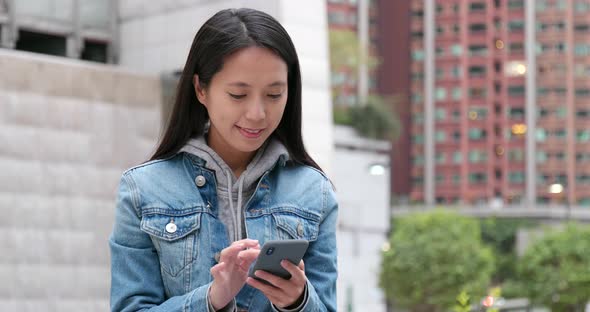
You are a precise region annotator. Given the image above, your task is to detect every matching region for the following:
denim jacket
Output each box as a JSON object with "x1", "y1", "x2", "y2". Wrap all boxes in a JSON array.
[{"x1": 109, "y1": 152, "x2": 338, "y2": 311}]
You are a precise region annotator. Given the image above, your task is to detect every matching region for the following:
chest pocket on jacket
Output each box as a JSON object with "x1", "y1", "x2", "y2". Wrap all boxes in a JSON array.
[
  {"x1": 140, "y1": 207, "x2": 202, "y2": 277},
  {"x1": 271, "y1": 208, "x2": 320, "y2": 242}
]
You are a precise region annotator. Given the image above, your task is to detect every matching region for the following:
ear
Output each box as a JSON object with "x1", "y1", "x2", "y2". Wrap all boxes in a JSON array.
[{"x1": 193, "y1": 74, "x2": 207, "y2": 106}]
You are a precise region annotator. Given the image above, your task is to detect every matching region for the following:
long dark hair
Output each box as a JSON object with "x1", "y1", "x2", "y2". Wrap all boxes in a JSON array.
[{"x1": 149, "y1": 8, "x2": 322, "y2": 172}]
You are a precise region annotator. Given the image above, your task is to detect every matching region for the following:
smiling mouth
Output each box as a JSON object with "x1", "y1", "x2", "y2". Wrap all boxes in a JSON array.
[{"x1": 237, "y1": 126, "x2": 265, "y2": 138}]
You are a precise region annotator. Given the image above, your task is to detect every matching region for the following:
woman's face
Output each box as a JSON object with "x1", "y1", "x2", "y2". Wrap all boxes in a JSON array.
[{"x1": 194, "y1": 46, "x2": 288, "y2": 162}]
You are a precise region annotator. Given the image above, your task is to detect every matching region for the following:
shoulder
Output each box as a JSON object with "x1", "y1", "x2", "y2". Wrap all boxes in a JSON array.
[
  {"x1": 271, "y1": 162, "x2": 337, "y2": 216},
  {"x1": 118, "y1": 153, "x2": 201, "y2": 207}
]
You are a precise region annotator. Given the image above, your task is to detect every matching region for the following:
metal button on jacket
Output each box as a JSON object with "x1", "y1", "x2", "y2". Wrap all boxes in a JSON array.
[
  {"x1": 297, "y1": 222, "x2": 304, "y2": 237},
  {"x1": 165, "y1": 222, "x2": 177, "y2": 234},
  {"x1": 195, "y1": 175, "x2": 206, "y2": 187}
]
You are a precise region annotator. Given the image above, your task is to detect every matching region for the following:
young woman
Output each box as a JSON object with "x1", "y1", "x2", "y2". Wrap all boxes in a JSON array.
[{"x1": 109, "y1": 8, "x2": 338, "y2": 312}]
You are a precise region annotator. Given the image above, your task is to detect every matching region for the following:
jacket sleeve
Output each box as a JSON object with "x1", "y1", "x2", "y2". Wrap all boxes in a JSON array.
[
  {"x1": 295, "y1": 178, "x2": 338, "y2": 312},
  {"x1": 109, "y1": 173, "x2": 212, "y2": 312}
]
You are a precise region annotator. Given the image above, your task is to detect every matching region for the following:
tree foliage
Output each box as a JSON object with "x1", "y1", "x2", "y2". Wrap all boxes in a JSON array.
[
  {"x1": 380, "y1": 211, "x2": 494, "y2": 312},
  {"x1": 518, "y1": 223, "x2": 590, "y2": 311}
]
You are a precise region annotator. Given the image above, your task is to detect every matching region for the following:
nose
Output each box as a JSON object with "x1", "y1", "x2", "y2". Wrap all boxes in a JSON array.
[{"x1": 245, "y1": 98, "x2": 266, "y2": 121}]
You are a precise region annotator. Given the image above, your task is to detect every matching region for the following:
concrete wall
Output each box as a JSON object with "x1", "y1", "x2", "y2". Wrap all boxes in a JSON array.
[
  {"x1": 0, "y1": 49, "x2": 161, "y2": 311},
  {"x1": 333, "y1": 125, "x2": 390, "y2": 312},
  {"x1": 117, "y1": 0, "x2": 334, "y2": 174}
]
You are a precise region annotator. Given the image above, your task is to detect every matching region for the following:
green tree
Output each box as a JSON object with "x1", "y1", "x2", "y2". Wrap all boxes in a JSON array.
[
  {"x1": 480, "y1": 218, "x2": 536, "y2": 284},
  {"x1": 380, "y1": 211, "x2": 494, "y2": 312},
  {"x1": 348, "y1": 95, "x2": 401, "y2": 140},
  {"x1": 518, "y1": 223, "x2": 590, "y2": 311}
]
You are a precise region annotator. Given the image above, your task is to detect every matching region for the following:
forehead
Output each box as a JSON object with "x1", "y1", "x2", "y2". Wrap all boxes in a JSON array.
[{"x1": 212, "y1": 46, "x2": 288, "y2": 86}]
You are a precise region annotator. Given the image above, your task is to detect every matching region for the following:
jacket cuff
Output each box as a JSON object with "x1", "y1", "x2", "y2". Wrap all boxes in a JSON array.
[
  {"x1": 272, "y1": 282, "x2": 309, "y2": 312},
  {"x1": 206, "y1": 284, "x2": 236, "y2": 312}
]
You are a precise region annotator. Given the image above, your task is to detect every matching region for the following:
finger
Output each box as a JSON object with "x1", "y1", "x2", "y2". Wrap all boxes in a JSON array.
[
  {"x1": 298, "y1": 259, "x2": 305, "y2": 271},
  {"x1": 246, "y1": 276, "x2": 281, "y2": 293},
  {"x1": 237, "y1": 249, "x2": 261, "y2": 271},
  {"x1": 246, "y1": 277, "x2": 289, "y2": 307},
  {"x1": 234, "y1": 239, "x2": 260, "y2": 249},
  {"x1": 253, "y1": 270, "x2": 291, "y2": 289},
  {"x1": 210, "y1": 262, "x2": 226, "y2": 278},
  {"x1": 280, "y1": 260, "x2": 306, "y2": 283}
]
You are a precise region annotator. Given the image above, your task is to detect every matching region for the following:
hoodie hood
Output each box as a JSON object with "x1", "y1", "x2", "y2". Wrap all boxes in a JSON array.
[{"x1": 179, "y1": 135, "x2": 289, "y2": 241}]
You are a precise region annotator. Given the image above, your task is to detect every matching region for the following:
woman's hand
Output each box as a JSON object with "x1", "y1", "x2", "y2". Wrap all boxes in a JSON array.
[
  {"x1": 246, "y1": 259, "x2": 307, "y2": 308},
  {"x1": 208, "y1": 239, "x2": 260, "y2": 310}
]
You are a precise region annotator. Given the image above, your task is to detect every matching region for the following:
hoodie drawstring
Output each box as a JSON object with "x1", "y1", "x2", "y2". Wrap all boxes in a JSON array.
[{"x1": 225, "y1": 170, "x2": 245, "y2": 242}]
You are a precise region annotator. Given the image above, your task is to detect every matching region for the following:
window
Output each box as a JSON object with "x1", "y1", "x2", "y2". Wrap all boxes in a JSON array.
[
  {"x1": 435, "y1": 131, "x2": 447, "y2": 142},
  {"x1": 469, "y1": 65, "x2": 486, "y2": 77},
  {"x1": 556, "y1": 42, "x2": 566, "y2": 53},
  {"x1": 450, "y1": 44, "x2": 463, "y2": 56},
  {"x1": 469, "y1": 172, "x2": 487, "y2": 183},
  {"x1": 436, "y1": 174, "x2": 446, "y2": 184},
  {"x1": 470, "y1": 2, "x2": 486, "y2": 12},
  {"x1": 577, "y1": 152, "x2": 590, "y2": 162},
  {"x1": 508, "y1": 149, "x2": 524, "y2": 161},
  {"x1": 508, "y1": 85, "x2": 525, "y2": 97},
  {"x1": 414, "y1": 155, "x2": 424, "y2": 165},
  {"x1": 576, "y1": 88, "x2": 590, "y2": 97},
  {"x1": 575, "y1": 24, "x2": 590, "y2": 32},
  {"x1": 509, "y1": 42, "x2": 524, "y2": 53},
  {"x1": 577, "y1": 109, "x2": 590, "y2": 118},
  {"x1": 452, "y1": 131, "x2": 461, "y2": 142},
  {"x1": 412, "y1": 50, "x2": 425, "y2": 61},
  {"x1": 435, "y1": 87, "x2": 447, "y2": 101},
  {"x1": 451, "y1": 66, "x2": 462, "y2": 78},
  {"x1": 508, "y1": 0, "x2": 524, "y2": 9},
  {"x1": 538, "y1": 108, "x2": 549, "y2": 118},
  {"x1": 470, "y1": 23, "x2": 487, "y2": 33},
  {"x1": 556, "y1": 107, "x2": 567, "y2": 118},
  {"x1": 413, "y1": 112, "x2": 424, "y2": 124},
  {"x1": 452, "y1": 174, "x2": 460, "y2": 185},
  {"x1": 574, "y1": 44, "x2": 590, "y2": 56},
  {"x1": 453, "y1": 151, "x2": 462, "y2": 163},
  {"x1": 469, "y1": 44, "x2": 488, "y2": 56},
  {"x1": 508, "y1": 20, "x2": 525, "y2": 32},
  {"x1": 509, "y1": 171, "x2": 525, "y2": 184},
  {"x1": 537, "y1": 151, "x2": 548, "y2": 163},
  {"x1": 508, "y1": 107, "x2": 525, "y2": 119},
  {"x1": 469, "y1": 128, "x2": 487, "y2": 140},
  {"x1": 577, "y1": 130, "x2": 590, "y2": 142},
  {"x1": 575, "y1": 1, "x2": 590, "y2": 12},
  {"x1": 469, "y1": 150, "x2": 488, "y2": 163},
  {"x1": 452, "y1": 87, "x2": 462, "y2": 100},
  {"x1": 436, "y1": 68, "x2": 444, "y2": 79},
  {"x1": 435, "y1": 108, "x2": 447, "y2": 120},
  {"x1": 469, "y1": 87, "x2": 487, "y2": 98},
  {"x1": 412, "y1": 92, "x2": 423, "y2": 103},
  {"x1": 577, "y1": 174, "x2": 590, "y2": 184},
  {"x1": 536, "y1": 128, "x2": 547, "y2": 142},
  {"x1": 555, "y1": 129, "x2": 567, "y2": 139},
  {"x1": 435, "y1": 152, "x2": 446, "y2": 163},
  {"x1": 413, "y1": 134, "x2": 424, "y2": 144}
]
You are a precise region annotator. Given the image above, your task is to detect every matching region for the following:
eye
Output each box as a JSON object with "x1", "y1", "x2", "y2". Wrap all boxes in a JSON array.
[
  {"x1": 268, "y1": 93, "x2": 282, "y2": 99},
  {"x1": 229, "y1": 93, "x2": 246, "y2": 100}
]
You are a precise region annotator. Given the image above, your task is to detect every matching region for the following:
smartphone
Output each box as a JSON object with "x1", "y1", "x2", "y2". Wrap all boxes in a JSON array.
[{"x1": 248, "y1": 239, "x2": 309, "y2": 282}]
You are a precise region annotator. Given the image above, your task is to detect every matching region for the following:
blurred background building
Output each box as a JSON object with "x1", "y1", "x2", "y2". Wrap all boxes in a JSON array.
[{"x1": 404, "y1": 0, "x2": 590, "y2": 207}]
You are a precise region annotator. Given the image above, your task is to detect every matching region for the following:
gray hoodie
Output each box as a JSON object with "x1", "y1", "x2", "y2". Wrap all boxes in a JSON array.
[{"x1": 180, "y1": 136, "x2": 289, "y2": 242}]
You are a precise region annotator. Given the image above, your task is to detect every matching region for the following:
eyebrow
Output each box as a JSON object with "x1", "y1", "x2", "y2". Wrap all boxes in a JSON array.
[{"x1": 227, "y1": 81, "x2": 287, "y2": 87}]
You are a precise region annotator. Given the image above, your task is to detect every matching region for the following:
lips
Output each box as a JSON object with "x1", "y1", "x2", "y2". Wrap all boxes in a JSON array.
[{"x1": 237, "y1": 126, "x2": 265, "y2": 138}]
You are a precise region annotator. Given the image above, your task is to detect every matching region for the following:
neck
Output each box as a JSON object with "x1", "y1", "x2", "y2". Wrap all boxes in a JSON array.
[{"x1": 206, "y1": 133, "x2": 256, "y2": 179}]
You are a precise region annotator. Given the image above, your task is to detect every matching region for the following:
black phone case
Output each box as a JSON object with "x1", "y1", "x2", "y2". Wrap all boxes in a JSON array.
[{"x1": 248, "y1": 239, "x2": 309, "y2": 282}]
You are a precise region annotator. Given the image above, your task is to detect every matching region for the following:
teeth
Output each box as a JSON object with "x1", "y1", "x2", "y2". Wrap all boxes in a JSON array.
[{"x1": 242, "y1": 128, "x2": 262, "y2": 134}]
